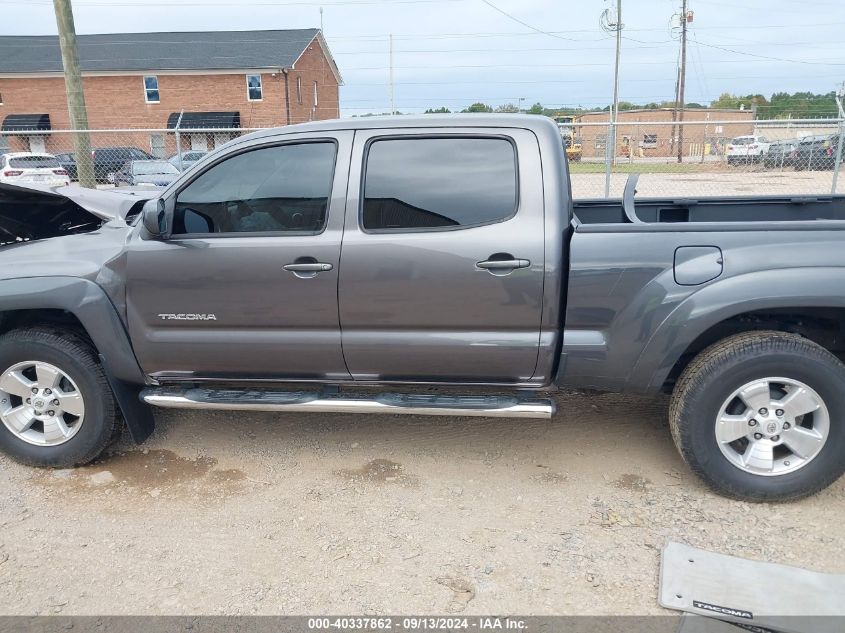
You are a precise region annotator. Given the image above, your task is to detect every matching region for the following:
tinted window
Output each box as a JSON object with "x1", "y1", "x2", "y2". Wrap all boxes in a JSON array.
[
  {"x1": 362, "y1": 137, "x2": 517, "y2": 231},
  {"x1": 173, "y1": 142, "x2": 336, "y2": 235},
  {"x1": 9, "y1": 156, "x2": 60, "y2": 168}
]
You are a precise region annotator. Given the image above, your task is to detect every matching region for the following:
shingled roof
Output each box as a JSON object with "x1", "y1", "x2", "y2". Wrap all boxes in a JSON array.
[{"x1": 0, "y1": 28, "x2": 341, "y2": 82}]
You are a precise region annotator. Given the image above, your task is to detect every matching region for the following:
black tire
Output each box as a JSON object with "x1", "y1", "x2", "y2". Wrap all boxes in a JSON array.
[
  {"x1": 669, "y1": 331, "x2": 845, "y2": 501},
  {"x1": 0, "y1": 328, "x2": 119, "y2": 468}
]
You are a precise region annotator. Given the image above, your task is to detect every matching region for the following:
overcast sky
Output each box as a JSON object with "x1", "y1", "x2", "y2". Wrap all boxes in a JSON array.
[{"x1": 2, "y1": 0, "x2": 844, "y2": 116}]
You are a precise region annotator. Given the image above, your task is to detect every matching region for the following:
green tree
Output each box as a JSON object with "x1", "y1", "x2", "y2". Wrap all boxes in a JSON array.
[
  {"x1": 462, "y1": 102, "x2": 493, "y2": 113},
  {"x1": 527, "y1": 102, "x2": 545, "y2": 115},
  {"x1": 710, "y1": 93, "x2": 767, "y2": 110},
  {"x1": 424, "y1": 107, "x2": 451, "y2": 114},
  {"x1": 494, "y1": 103, "x2": 519, "y2": 113}
]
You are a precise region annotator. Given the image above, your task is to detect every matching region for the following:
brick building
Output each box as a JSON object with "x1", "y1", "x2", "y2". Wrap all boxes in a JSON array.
[
  {"x1": 575, "y1": 108, "x2": 755, "y2": 158},
  {"x1": 0, "y1": 29, "x2": 342, "y2": 156}
]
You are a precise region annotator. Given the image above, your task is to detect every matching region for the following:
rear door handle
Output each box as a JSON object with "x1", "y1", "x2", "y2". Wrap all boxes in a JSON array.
[
  {"x1": 283, "y1": 262, "x2": 333, "y2": 272},
  {"x1": 476, "y1": 259, "x2": 530, "y2": 270}
]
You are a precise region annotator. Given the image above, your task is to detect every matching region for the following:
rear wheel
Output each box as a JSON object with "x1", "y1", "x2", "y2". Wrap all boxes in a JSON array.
[
  {"x1": 670, "y1": 331, "x2": 845, "y2": 501},
  {"x1": 0, "y1": 328, "x2": 119, "y2": 467}
]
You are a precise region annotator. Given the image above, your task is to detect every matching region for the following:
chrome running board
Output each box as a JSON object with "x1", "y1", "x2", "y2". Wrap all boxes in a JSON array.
[{"x1": 141, "y1": 387, "x2": 554, "y2": 419}]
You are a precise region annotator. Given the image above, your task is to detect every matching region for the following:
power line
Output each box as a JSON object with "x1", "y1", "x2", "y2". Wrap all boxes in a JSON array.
[
  {"x1": 477, "y1": 0, "x2": 577, "y2": 42},
  {"x1": 691, "y1": 36, "x2": 845, "y2": 66}
]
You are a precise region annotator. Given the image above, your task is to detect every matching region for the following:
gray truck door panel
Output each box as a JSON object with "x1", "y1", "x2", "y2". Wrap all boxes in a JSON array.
[
  {"x1": 339, "y1": 128, "x2": 545, "y2": 383},
  {"x1": 125, "y1": 131, "x2": 353, "y2": 380}
]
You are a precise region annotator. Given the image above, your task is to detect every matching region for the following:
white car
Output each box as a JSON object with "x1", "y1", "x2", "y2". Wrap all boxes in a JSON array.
[
  {"x1": 726, "y1": 135, "x2": 771, "y2": 165},
  {"x1": 0, "y1": 152, "x2": 71, "y2": 186}
]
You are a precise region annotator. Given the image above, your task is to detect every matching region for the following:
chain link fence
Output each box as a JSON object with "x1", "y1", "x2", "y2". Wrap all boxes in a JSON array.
[
  {"x1": 1, "y1": 117, "x2": 843, "y2": 198},
  {"x1": 568, "y1": 117, "x2": 845, "y2": 199}
]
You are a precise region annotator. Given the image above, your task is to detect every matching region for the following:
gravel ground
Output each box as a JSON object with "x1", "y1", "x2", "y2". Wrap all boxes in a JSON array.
[
  {"x1": 0, "y1": 390, "x2": 843, "y2": 616},
  {"x1": 570, "y1": 168, "x2": 842, "y2": 198}
]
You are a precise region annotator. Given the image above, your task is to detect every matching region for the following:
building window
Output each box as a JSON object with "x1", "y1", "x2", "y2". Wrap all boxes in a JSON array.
[
  {"x1": 595, "y1": 134, "x2": 607, "y2": 150},
  {"x1": 149, "y1": 133, "x2": 165, "y2": 158},
  {"x1": 313, "y1": 81, "x2": 318, "y2": 107},
  {"x1": 247, "y1": 74, "x2": 263, "y2": 101},
  {"x1": 143, "y1": 76, "x2": 160, "y2": 103},
  {"x1": 297, "y1": 76, "x2": 303, "y2": 104}
]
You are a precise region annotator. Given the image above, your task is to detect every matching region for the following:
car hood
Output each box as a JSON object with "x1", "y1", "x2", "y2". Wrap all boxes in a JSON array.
[{"x1": 0, "y1": 182, "x2": 153, "y2": 248}]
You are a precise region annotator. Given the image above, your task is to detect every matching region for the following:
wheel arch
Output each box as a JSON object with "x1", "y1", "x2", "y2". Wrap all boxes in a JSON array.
[
  {"x1": 0, "y1": 277, "x2": 154, "y2": 442},
  {"x1": 629, "y1": 267, "x2": 845, "y2": 393}
]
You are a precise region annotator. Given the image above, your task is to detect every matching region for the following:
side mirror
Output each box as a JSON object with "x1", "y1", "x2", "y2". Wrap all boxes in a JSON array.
[{"x1": 141, "y1": 197, "x2": 168, "y2": 237}]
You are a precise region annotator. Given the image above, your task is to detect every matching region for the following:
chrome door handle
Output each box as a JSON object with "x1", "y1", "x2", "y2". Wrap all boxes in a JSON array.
[
  {"x1": 476, "y1": 259, "x2": 530, "y2": 270},
  {"x1": 283, "y1": 262, "x2": 333, "y2": 272}
]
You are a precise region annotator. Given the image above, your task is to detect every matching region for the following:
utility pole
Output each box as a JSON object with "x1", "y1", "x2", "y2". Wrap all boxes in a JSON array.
[
  {"x1": 611, "y1": 0, "x2": 622, "y2": 157},
  {"x1": 389, "y1": 34, "x2": 395, "y2": 115},
  {"x1": 53, "y1": 0, "x2": 94, "y2": 188},
  {"x1": 676, "y1": 0, "x2": 688, "y2": 163},
  {"x1": 600, "y1": 0, "x2": 622, "y2": 197}
]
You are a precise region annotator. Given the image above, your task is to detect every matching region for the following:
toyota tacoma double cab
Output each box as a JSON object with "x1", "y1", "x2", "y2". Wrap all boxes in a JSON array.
[{"x1": 1, "y1": 114, "x2": 844, "y2": 501}]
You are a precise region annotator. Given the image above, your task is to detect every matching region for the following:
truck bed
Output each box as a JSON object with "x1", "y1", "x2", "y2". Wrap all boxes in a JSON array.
[{"x1": 573, "y1": 194, "x2": 845, "y2": 226}]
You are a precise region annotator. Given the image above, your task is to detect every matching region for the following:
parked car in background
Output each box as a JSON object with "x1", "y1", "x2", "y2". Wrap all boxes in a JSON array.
[
  {"x1": 53, "y1": 152, "x2": 78, "y2": 180},
  {"x1": 0, "y1": 152, "x2": 70, "y2": 186},
  {"x1": 726, "y1": 135, "x2": 771, "y2": 165},
  {"x1": 93, "y1": 147, "x2": 155, "y2": 183},
  {"x1": 168, "y1": 151, "x2": 208, "y2": 171},
  {"x1": 793, "y1": 134, "x2": 844, "y2": 171},
  {"x1": 51, "y1": 148, "x2": 156, "y2": 183},
  {"x1": 763, "y1": 139, "x2": 798, "y2": 168},
  {"x1": 114, "y1": 160, "x2": 180, "y2": 187}
]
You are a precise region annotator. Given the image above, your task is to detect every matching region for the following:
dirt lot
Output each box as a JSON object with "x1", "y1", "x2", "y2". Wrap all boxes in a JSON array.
[
  {"x1": 1, "y1": 390, "x2": 843, "y2": 616},
  {"x1": 570, "y1": 167, "x2": 842, "y2": 198}
]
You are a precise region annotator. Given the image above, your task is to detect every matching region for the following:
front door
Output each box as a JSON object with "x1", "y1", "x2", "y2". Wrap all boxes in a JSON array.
[
  {"x1": 338, "y1": 129, "x2": 545, "y2": 383},
  {"x1": 126, "y1": 131, "x2": 352, "y2": 381}
]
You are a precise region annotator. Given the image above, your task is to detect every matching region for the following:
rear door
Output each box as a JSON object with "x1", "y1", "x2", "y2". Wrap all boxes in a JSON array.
[{"x1": 338, "y1": 128, "x2": 545, "y2": 383}]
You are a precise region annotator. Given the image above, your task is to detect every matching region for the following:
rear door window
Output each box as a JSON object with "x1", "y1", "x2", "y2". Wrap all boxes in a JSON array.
[{"x1": 362, "y1": 137, "x2": 517, "y2": 231}]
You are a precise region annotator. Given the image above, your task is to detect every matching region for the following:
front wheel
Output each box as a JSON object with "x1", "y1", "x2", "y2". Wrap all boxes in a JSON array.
[
  {"x1": 669, "y1": 331, "x2": 845, "y2": 501},
  {"x1": 0, "y1": 328, "x2": 120, "y2": 468}
]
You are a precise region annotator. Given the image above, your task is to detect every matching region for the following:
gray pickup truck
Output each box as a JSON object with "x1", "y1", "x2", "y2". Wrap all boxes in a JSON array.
[{"x1": 1, "y1": 114, "x2": 844, "y2": 501}]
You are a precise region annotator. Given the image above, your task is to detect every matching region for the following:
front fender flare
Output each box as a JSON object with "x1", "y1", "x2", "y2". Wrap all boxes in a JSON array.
[
  {"x1": 0, "y1": 276, "x2": 154, "y2": 442},
  {"x1": 629, "y1": 267, "x2": 845, "y2": 392}
]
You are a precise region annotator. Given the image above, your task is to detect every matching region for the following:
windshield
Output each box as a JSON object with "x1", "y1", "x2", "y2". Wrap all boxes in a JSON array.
[
  {"x1": 731, "y1": 137, "x2": 752, "y2": 145},
  {"x1": 133, "y1": 161, "x2": 179, "y2": 175},
  {"x1": 8, "y1": 156, "x2": 60, "y2": 168}
]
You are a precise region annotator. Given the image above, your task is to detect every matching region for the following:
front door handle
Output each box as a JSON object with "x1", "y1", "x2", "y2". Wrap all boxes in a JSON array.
[
  {"x1": 283, "y1": 262, "x2": 333, "y2": 272},
  {"x1": 476, "y1": 258, "x2": 530, "y2": 270}
]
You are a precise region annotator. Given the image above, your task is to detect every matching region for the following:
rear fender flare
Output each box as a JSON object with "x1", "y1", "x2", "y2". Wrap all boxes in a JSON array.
[{"x1": 629, "y1": 267, "x2": 845, "y2": 392}]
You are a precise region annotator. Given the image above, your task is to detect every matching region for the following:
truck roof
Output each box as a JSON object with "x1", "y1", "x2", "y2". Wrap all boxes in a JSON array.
[{"x1": 239, "y1": 113, "x2": 561, "y2": 142}]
